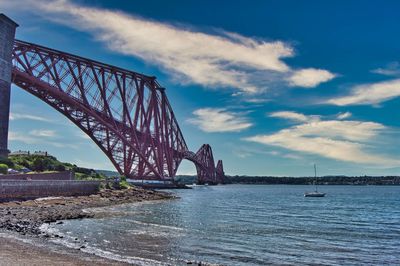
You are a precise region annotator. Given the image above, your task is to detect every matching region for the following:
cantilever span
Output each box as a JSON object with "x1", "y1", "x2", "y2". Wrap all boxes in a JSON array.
[
  {"x1": 0, "y1": 12, "x2": 224, "y2": 184},
  {"x1": 8, "y1": 38, "x2": 225, "y2": 184}
]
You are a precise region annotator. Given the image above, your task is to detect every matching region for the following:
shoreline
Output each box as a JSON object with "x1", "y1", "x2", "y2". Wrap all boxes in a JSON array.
[
  {"x1": 0, "y1": 232, "x2": 129, "y2": 265},
  {"x1": 0, "y1": 187, "x2": 175, "y2": 265}
]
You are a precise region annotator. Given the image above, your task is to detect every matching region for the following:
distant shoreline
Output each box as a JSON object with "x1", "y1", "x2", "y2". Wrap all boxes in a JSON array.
[
  {"x1": 176, "y1": 175, "x2": 400, "y2": 185},
  {"x1": 225, "y1": 183, "x2": 400, "y2": 186}
]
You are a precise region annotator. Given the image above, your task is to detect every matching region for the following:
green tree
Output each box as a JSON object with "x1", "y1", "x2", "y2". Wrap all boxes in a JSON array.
[
  {"x1": 0, "y1": 163, "x2": 8, "y2": 174},
  {"x1": 55, "y1": 164, "x2": 66, "y2": 172},
  {"x1": 0, "y1": 157, "x2": 14, "y2": 168},
  {"x1": 32, "y1": 158, "x2": 45, "y2": 172}
]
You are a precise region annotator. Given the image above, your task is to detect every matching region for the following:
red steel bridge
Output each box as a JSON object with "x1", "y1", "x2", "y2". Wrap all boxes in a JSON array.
[{"x1": 0, "y1": 15, "x2": 225, "y2": 185}]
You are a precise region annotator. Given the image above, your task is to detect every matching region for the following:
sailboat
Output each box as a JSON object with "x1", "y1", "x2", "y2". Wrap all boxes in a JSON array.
[{"x1": 304, "y1": 164, "x2": 326, "y2": 197}]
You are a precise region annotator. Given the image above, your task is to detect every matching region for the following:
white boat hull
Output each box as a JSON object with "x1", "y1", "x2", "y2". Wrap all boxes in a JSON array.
[{"x1": 304, "y1": 192, "x2": 326, "y2": 197}]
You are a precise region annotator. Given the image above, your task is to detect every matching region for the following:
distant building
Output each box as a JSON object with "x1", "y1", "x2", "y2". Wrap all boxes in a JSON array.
[
  {"x1": 9, "y1": 150, "x2": 51, "y2": 157},
  {"x1": 9, "y1": 150, "x2": 30, "y2": 156},
  {"x1": 33, "y1": 151, "x2": 49, "y2": 156}
]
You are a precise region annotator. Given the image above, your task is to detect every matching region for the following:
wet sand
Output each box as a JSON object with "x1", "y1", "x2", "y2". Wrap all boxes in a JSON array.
[
  {"x1": 0, "y1": 235, "x2": 129, "y2": 265},
  {"x1": 0, "y1": 187, "x2": 174, "y2": 265}
]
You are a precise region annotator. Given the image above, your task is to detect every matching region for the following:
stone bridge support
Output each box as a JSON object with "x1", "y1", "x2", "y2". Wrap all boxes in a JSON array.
[{"x1": 0, "y1": 14, "x2": 18, "y2": 157}]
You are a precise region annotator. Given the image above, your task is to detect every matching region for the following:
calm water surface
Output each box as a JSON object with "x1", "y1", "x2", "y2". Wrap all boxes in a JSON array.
[{"x1": 48, "y1": 185, "x2": 400, "y2": 265}]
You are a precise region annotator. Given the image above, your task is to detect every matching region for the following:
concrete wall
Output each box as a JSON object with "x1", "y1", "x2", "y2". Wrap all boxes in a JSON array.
[
  {"x1": 0, "y1": 171, "x2": 74, "y2": 181},
  {"x1": 0, "y1": 14, "x2": 18, "y2": 157},
  {"x1": 0, "y1": 180, "x2": 100, "y2": 201}
]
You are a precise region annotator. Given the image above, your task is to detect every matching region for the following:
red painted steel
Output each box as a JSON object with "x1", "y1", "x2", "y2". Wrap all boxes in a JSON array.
[
  {"x1": 10, "y1": 40, "x2": 225, "y2": 182},
  {"x1": 194, "y1": 144, "x2": 216, "y2": 184},
  {"x1": 183, "y1": 144, "x2": 220, "y2": 184},
  {"x1": 216, "y1": 160, "x2": 225, "y2": 184}
]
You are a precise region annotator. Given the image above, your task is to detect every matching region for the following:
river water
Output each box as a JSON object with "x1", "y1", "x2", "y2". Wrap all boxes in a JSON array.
[{"x1": 47, "y1": 185, "x2": 400, "y2": 265}]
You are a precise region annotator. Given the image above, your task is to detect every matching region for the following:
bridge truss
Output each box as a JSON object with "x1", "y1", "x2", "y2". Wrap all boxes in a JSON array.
[{"x1": 10, "y1": 40, "x2": 224, "y2": 184}]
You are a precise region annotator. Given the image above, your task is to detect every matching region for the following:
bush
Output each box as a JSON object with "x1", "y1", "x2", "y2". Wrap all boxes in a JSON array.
[
  {"x1": 21, "y1": 160, "x2": 30, "y2": 168},
  {"x1": 0, "y1": 163, "x2": 8, "y2": 174},
  {"x1": 0, "y1": 157, "x2": 14, "y2": 168},
  {"x1": 119, "y1": 180, "x2": 131, "y2": 189},
  {"x1": 93, "y1": 173, "x2": 105, "y2": 179},
  {"x1": 32, "y1": 157, "x2": 45, "y2": 171},
  {"x1": 73, "y1": 166, "x2": 94, "y2": 175},
  {"x1": 55, "y1": 164, "x2": 66, "y2": 172}
]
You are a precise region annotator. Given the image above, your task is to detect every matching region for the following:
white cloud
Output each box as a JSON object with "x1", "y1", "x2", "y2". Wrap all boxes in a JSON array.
[
  {"x1": 288, "y1": 68, "x2": 336, "y2": 88},
  {"x1": 337, "y1": 112, "x2": 352, "y2": 120},
  {"x1": 29, "y1": 129, "x2": 56, "y2": 138},
  {"x1": 244, "y1": 112, "x2": 398, "y2": 166},
  {"x1": 286, "y1": 120, "x2": 383, "y2": 141},
  {"x1": 371, "y1": 62, "x2": 400, "y2": 76},
  {"x1": 9, "y1": 131, "x2": 38, "y2": 144},
  {"x1": 269, "y1": 111, "x2": 320, "y2": 123},
  {"x1": 187, "y1": 108, "x2": 252, "y2": 132},
  {"x1": 244, "y1": 98, "x2": 271, "y2": 104},
  {"x1": 2, "y1": 0, "x2": 335, "y2": 92},
  {"x1": 49, "y1": 142, "x2": 79, "y2": 149},
  {"x1": 327, "y1": 79, "x2": 400, "y2": 106},
  {"x1": 282, "y1": 153, "x2": 303, "y2": 160},
  {"x1": 9, "y1": 130, "x2": 77, "y2": 149},
  {"x1": 231, "y1": 144, "x2": 302, "y2": 160},
  {"x1": 10, "y1": 112, "x2": 52, "y2": 122}
]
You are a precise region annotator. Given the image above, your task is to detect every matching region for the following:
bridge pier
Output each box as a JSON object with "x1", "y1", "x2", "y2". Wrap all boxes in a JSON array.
[{"x1": 0, "y1": 14, "x2": 18, "y2": 158}]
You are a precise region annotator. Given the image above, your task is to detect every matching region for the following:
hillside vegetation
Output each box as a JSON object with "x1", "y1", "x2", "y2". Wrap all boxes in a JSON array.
[{"x1": 0, "y1": 154, "x2": 110, "y2": 180}]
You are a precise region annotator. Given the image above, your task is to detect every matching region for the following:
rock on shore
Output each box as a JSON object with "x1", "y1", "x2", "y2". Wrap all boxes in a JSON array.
[{"x1": 0, "y1": 187, "x2": 174, "y2": 236}]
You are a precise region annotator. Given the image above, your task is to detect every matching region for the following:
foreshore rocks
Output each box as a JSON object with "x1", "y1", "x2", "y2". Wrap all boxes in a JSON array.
[{"x1": 0, "y1": 186, "x2": 174, "y2": 236}]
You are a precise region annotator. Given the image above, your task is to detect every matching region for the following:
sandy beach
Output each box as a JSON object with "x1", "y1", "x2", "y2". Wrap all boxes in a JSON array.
[
  {"x1": 0, "y1": 235, "x2": 129, "y2": 266},
  {"x1": 0, "y1": 187, "x2": 174, "y2": 265}
]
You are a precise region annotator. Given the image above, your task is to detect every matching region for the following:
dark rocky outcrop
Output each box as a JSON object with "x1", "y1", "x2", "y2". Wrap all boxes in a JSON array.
[{"x1": 0, "y1": 187, "x2": 174, "y2": 236}]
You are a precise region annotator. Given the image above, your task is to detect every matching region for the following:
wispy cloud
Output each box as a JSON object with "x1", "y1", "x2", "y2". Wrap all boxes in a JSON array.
[
  {"x1": 49, "y1": 142, "x2": 79, "y2": 149},
  {"x1": 244, "y1": 112, "x2": 398, "y2": 165},
  {"x1": 2, "y1": 0, "x2": 335, "y2": 93},
  {"x1": 9, "y1": 130, "x2": 78, "y2": 149},
  {"x1": 243, "y1": 98, "x2": 271, "y2": 104},
  {"x1": 232, "y1": 144, "x2": 302, "y2": 160},
  {"x1": 9, "y1": 131, "x2": 37, "y2": 144},
  {"x1": 187, "y1": 108, "x2": 252, "y2": 132},
  {"x1": 371, "y1": 62, "x2": 400, "y2": 76},
  {"x1": 337, "y1": 111, "x2": 352, "y2": 120},
  {"x1": 326, "y1": 79, "x2": 400, "y2": 106},
  {"x1": 269, "y1": 111, "x2": 320, "y2": 123},
  {"x1": 10, "y1": 112, "x2": 52, "y2": 122},
  {"x1": 29, "y1": 129, "x2": 56, "y2": 138}
]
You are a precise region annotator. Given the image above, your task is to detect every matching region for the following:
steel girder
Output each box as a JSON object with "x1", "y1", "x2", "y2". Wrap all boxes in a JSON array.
[
  {"x1": 11, "y1": 40, "x2": 188, "y2": 179},
  {"x1": 10, "y1": 39, "x2": 224, "y2": 181},
  {"x1": 183, "y1": 144, "x2": 216, "y2": 184},
  {"x1": 216, "y1": 160, "x2": 225, "y2": 184}
]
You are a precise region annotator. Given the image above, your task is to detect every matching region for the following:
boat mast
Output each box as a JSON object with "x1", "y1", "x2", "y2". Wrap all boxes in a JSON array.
[{"x1": 314, "y1": 164, "x2": 318, "y2": 192}]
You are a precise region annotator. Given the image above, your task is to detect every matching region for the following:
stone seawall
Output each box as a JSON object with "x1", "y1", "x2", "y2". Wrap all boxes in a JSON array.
[
  {"x1": 0, "y1": 171, "x2": 74, "y2": 181},
  {"x1": 0, "y1": 171, "x2": 75, "y2": 180},
  {"x1": 0, "y1": 180, "x2": 100, "y2": 201}
]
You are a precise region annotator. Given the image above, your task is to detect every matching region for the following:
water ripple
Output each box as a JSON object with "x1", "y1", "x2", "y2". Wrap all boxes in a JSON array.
[{"x1": 50, "y1": 185, "x2": 400, "y2": 265}]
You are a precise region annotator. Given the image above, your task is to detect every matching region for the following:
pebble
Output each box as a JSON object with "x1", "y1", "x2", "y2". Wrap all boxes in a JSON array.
[{"x1": 0, "y1": 187, "x2": 173, "y2": 237}]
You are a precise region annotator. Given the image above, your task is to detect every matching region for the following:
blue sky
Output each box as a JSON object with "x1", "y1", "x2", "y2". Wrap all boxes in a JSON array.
[{"x1": 2, "y1": 0, "x2": 400, "y2": 176}]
